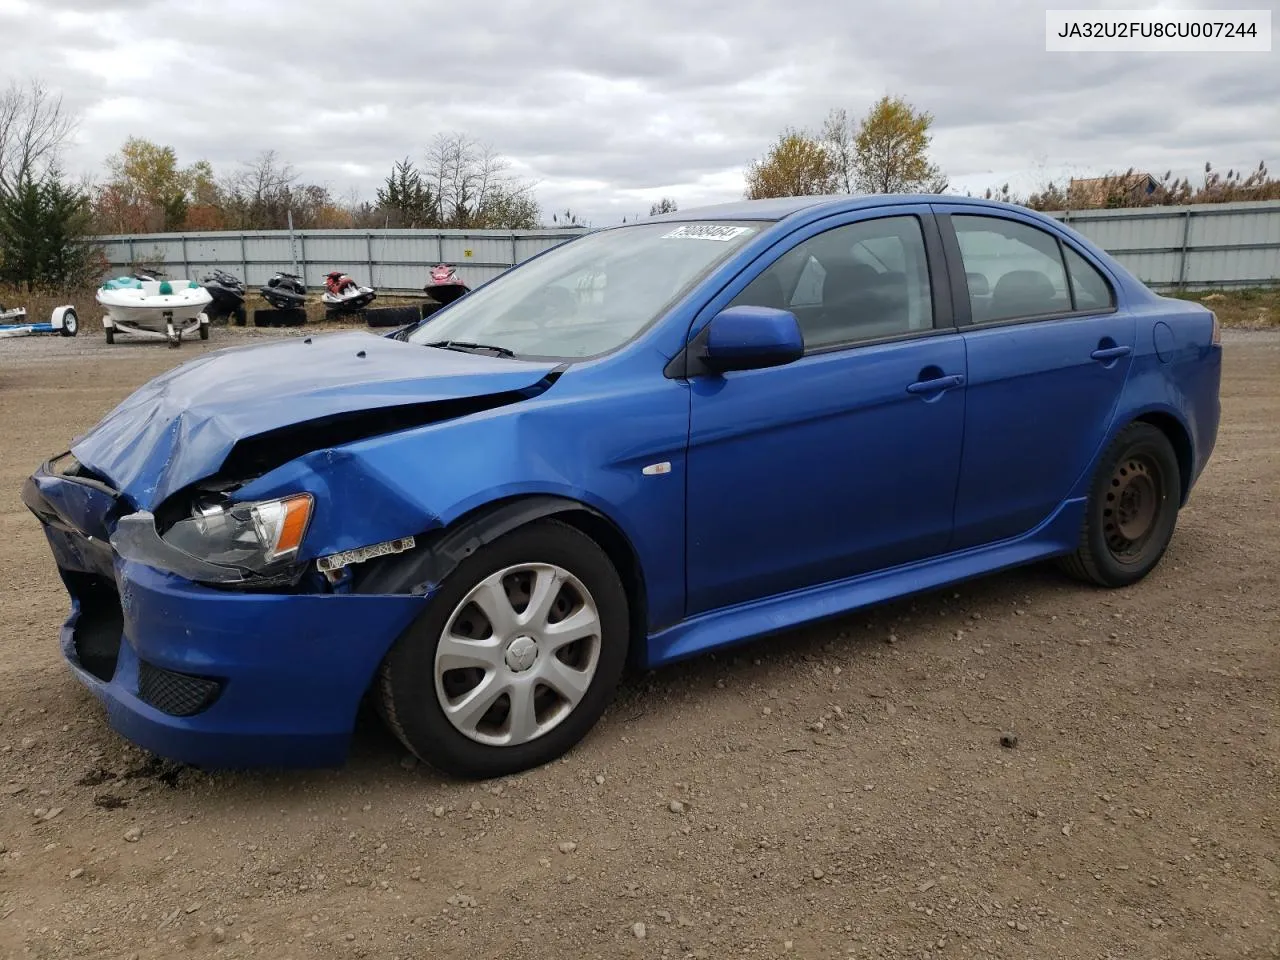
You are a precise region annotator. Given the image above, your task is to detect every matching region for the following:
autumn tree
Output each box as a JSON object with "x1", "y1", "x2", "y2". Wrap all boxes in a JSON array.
[
  {"x1": 744, "y1": 128, "x2": 837, "y2": 199},
  {"x1": 649, "y1": 197, "x2": 678, "y2": 216},
  {"x1": 851, "y1": 96, "x2": 947, "y2": 194},
  {"x1": 95, "y1": 137, "x2": 217, "y2": 232}
]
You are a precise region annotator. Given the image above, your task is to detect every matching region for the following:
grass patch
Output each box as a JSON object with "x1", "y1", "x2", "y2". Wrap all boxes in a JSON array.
[
  {"x1": 1165, "y1": 287, "x2": 1279, "y2": 330},
  {"x1": 0, "y1": 285, "x2": 100, "y2": 329}
]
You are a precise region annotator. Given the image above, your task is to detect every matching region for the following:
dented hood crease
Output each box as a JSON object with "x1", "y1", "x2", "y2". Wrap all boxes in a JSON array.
[{"x1": 70, "y1": 332, "x2": 560, "y2": 510}]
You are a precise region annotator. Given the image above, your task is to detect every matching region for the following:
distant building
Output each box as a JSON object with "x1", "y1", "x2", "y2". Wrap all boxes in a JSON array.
[{"x1": 1068, "y1": 172, "x2": 1160, "y2": 206}]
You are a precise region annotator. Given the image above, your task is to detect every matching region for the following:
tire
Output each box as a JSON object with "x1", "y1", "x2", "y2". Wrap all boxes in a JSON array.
[
  {"x1": 253, "y1": 308, "x2": 307, "y2": 328},
  {"x1": 234, "y1": 305, "x2": 247, "y2": 327},
  {"x1": 377, "y1": 519, "x2": 630, "y2": 779},
  {"x1": 59, "y1": 309, "x2": 78, "y2": 337},
  {"x1": 104, "y1": 324, "x2": 114, "y2": 345},
  {"x1": 199, "y1": 322, "x2": 209, "y2": 341},
  {"x1": 366, "y1": 305, "x2": 422, "y2": 329},
  {"x1": 1059, "y1": 422, "x2": 1182, "y2": 588}
]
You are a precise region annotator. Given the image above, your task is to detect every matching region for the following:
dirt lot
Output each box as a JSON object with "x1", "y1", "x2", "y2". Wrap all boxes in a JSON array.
[{"x1": 0, "y1": 327, "x2": 1276, "y2": 960}]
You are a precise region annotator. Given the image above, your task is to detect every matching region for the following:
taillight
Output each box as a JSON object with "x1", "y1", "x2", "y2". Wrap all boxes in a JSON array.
[{"x1": 1210, "y1": 311, "x2": 1221, "y2": 346}]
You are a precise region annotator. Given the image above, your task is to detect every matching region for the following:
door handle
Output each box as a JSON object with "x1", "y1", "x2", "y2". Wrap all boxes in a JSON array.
[
  {"x1": 1091, "y1": 345, "x2": 1132, "y2": 361},
  {"x1": 906, "y1": 373, "x2": 965, "y2": 395}
]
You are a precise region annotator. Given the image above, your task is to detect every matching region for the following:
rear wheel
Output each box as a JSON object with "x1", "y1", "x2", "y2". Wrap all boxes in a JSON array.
[
  {"x1": 1060, "y1": 422, "x2": 1181, "y2": 587},
  {"x1": 377, "y1": 519, "x2": 629, "y2": 779},
  {"x1": 59, "y1": 309, "x2": 78, "y2": 337}
]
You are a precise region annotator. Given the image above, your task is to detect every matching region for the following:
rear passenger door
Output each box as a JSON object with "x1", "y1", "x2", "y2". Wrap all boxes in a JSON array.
[{"x1": 931, "y1": 205, "x2": 1137, "y2": 549}]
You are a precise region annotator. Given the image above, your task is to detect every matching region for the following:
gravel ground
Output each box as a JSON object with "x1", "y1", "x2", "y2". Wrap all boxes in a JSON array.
[{"x1": 0, "y1": 326, "x2": 1276, "y2": 960}]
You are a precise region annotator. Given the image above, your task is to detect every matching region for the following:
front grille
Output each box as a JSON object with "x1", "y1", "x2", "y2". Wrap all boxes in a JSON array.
[{"x1": 137, "y1": 661, "x2": 224, "y2": 717}]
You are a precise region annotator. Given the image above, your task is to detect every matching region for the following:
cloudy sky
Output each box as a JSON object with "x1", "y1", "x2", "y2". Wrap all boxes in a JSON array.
[{"x1": 2, "y1": 0, "x2": 1276, "y2": 225}]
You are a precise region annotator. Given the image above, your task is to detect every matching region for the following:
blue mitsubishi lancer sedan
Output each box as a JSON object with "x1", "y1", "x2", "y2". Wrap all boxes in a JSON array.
[{"x1": 22, "y1": 195, "x2": 1222, "y2": 779}]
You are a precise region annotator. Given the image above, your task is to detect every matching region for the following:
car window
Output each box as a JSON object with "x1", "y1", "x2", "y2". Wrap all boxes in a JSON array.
[
  {"x1": 952, "y1": 215, "x2": 1072, "y2": 322},
  {"x1": 729, "y1": 215, "x2": 934, "y2": 349},
  {"x1": 408, "y1": 220, "x2": 762, "y2": 359},
  {"x1": 1063, "y1": 244, "x2": 1115, "y2": 312},
  {"x1": 790, "y1": 257, "x2": 825, "y2": 307}
]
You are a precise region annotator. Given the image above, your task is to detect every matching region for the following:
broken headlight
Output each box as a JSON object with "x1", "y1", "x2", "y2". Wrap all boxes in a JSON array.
[{"x1": 161, "y1": 493, "x2": 313, "y2": 574}]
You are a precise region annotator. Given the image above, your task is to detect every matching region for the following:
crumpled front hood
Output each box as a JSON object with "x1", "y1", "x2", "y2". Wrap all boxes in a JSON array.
[{"x1": 70, "y1": 332, "x2": 560, "y2": 510}]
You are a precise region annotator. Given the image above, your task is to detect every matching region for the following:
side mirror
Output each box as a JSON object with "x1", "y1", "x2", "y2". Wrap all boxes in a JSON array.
[{"x1": 700, "y1": 305, "x2": 804, "y2": 374}]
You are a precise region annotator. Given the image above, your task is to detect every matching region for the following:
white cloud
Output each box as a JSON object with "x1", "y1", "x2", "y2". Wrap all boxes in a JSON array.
[{"x1": 0, "y1": 0, "x2": 1273, "y2": 225}]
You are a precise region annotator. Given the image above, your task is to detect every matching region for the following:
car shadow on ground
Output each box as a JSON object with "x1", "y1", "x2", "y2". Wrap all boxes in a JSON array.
[{"x1": 96, "y1": 557, "x2": 1084, "y2": 802}]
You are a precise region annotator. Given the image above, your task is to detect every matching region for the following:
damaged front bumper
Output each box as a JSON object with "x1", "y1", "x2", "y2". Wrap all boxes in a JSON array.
[{"x1": 21, "y1": 458, "x2": 427, "y2": 768}]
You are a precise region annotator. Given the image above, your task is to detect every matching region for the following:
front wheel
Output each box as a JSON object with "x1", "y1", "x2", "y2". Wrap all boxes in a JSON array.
[
  {"x1": 1060, "y1": 422, "x2": 1182, "y2": 588},
  {"x1": 376, "y1": 519, "x2": 630, "y2": 779},
  {"x1": 59, "y1": 308, "x2": 78, "y2": 337}
]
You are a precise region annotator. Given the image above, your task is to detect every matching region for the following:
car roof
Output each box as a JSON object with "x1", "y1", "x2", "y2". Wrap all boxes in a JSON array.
[{"x1": 643, "y1": 193, "x2": 1048, "y2": 224}]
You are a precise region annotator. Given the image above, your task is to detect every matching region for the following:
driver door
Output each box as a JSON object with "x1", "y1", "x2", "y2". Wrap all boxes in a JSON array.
[{"x1": 683, "y1": 207, "x2": 968, "y2": 616}]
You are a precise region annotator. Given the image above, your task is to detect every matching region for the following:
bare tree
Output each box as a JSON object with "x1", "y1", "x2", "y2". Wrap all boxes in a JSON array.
[
  {"x1": 424, "y1": 132, "x2": 539, "y2": 228},
  {"x1": 820, "y1": 108, "x2": 856, "y2": 194},
  {"x1": 0, "y1": 79, "x2": 76, "y2": 192},
  {"x1": 222, "y1": 150, "x2": 299, "y2": 229}
]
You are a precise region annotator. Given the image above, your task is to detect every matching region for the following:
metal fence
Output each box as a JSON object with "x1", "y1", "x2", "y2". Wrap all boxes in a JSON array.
[
  {"x1": 93, "y1": 228, "x2": 589, "y2": 294},
  {"x1": 91, "y1": 199, "x2": 1280, "y2": 293},
  {"x1": 1046, "y1": 199, "x2": 1278, "y2": 290}
]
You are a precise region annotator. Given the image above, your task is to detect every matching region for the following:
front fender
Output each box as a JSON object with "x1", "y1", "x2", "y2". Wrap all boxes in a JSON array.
[{"x1": 229, "y1": 374, "x2": 689, "y2": 630}]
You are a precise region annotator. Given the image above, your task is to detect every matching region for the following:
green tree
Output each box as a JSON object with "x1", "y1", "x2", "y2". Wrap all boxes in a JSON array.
[
  {"x1": 744, "y1": 129, "x2": 837, "y2": 199},
  {"x1": 0, "y1": 167, "x2": 97, "y2": 286},
  {"x1": 852, "y1": 96, "x2": 948, "y2": 194},
  {"x1": 375, "y1": 157, "x2": 439, "y2": 227},
  {"x1": 478, "y1": 184, "x2": 540, "y2": 229}
]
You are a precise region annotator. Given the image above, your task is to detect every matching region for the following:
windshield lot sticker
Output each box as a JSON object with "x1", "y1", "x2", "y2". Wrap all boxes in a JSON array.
[{"x1": 661, "y1": 225, "x2": 753, "y2": 241}]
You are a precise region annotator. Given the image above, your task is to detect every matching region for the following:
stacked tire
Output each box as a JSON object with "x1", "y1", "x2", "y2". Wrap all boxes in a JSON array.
[
  {"x1": 253, "y1": 308, "x2": 307, "y2": 328},
  {"x1": 365, "y1": 305, "x2": 423, "y2": 329}
]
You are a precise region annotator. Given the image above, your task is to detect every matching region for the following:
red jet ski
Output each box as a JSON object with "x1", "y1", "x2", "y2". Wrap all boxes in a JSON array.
[{"x1": 424, "y1": 264, "x2": 470, "y2": 305}]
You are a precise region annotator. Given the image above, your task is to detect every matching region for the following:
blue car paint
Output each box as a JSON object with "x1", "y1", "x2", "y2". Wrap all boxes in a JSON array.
[
  {"x1": 231, "y1": 356, "x2": 692, "y2": 629},
  {"x1": 701, "y1": 305, "x2": 805, "y2": 367},
  {"x1": 23, "y1": 194, "x2": 1222, "y2": 769},
  {"x1": 92, "y1": 563, "x2": 422, "y2": 768},
  {"x1": 70, "y1": 332, "x2": 564, "y2": 510},
  {"x1": 684, "y1": 331, "x2": 968, "y2": 614}
]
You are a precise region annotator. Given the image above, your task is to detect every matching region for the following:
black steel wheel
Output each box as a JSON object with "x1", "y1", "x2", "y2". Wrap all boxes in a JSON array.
[{"x1": 1060, "y1": 422, "x2": 1182, "y2": 588}]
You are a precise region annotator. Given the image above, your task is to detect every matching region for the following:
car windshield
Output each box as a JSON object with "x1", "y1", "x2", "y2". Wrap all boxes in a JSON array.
[{"x1": 407, "y1": 221, "x2": 764, "y2": 359}]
